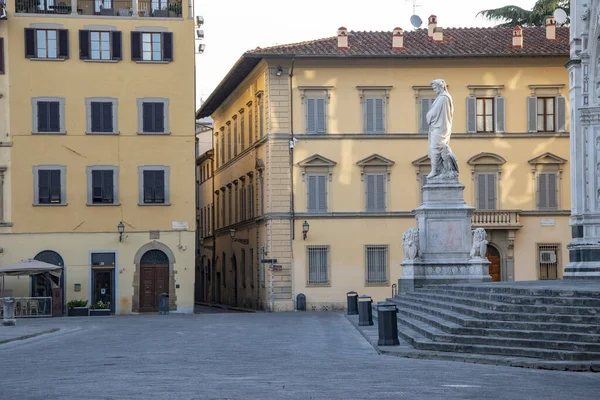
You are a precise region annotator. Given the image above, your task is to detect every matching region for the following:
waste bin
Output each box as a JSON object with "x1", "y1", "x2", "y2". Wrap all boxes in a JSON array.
[
  {"x1": 158, "y1": 293, "x2": 169, "y2": 315},
  {"x1": 2, "y1": 297, "x2": 16, "y2": 326},
  {"x1": 358, "y1": 295, "x2": 373, "y2": 326},
  {"x1": 296, "y1": 293, "x2": 306, "y2": 311},
  {"x1": 377, "y1": 302, "x2": 399, "y2": 346},
  {"x1": 346, "y1": 291, "x2": 358, "y2": 315}
]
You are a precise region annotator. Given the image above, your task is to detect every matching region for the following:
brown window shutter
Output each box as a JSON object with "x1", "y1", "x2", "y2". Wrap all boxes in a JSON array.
[
  {"x1": 58, "y1": 29, "x2": 69, "y2": 59},
  {"x1": 79, "y1": 30, "x2": 90, "y2": 60},
  {"x1": 130, "y1": 32, "x2": 142, "y2": 61},
  {"x1": 24, "y1": 28, "x2": 36, "y2": 58},
  {"x1": 0, "y1": 38, "x2": 4, "y2": 74}
]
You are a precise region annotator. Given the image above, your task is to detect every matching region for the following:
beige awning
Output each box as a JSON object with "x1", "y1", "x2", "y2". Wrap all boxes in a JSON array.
[{"x1": 0, "y1": 259, "x2": 63, "y2": 278}]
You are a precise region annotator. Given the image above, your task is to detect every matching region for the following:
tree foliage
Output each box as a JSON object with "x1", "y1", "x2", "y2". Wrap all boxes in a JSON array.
[{"x1": 477, "y1": 0, "x2": 570, "y2": 27}]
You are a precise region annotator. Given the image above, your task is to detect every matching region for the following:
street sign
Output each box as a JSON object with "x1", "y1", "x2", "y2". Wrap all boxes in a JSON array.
[{"x1": 261, "y1": 259, "x2": 277, "y2": 264}]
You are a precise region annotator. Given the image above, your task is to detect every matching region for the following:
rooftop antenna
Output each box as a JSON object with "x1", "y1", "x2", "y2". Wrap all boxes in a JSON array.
[{"x1": 407, "y1": 0, "x2": 423, "y2": 28}]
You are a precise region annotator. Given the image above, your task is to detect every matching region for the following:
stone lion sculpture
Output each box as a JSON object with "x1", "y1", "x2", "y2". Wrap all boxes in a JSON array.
[
  {"x1": 402, "y1": 228, "x2": 420, "y2": 261},
  {"x1": 470, "y1": 228, "x2": 488, "y2": 259}
]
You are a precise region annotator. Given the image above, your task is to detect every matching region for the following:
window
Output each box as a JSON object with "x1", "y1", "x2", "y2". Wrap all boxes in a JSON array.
[
  {"x1": 247, "y1": 104, "x2": 253, "y2": 145},
  {"x1": 138, "y1": 166, "x2": 170, "y2": 205},
  {"x1": 86, "y1": 166, "x2": 118, "y2": 205},
  {"x1": 537, "y1": 172, "x2": 558, "y2": 210},
  {"x1": 306, "y1": 98, "x2": 326, "y2": 134},
  {"x1": 476, "y1": 98, "x2": 494, "y2": 133},
  {"x1": 86, "y1": 98, "x2": 118, "y2": 134},
  {"x1": 234, "y1": 183, "x2": 239, "y2": 223},
  {"x1": 537, "y1": 97, "x2": 555, "y2": 132},
  {"x1": 241, "y1": 249, "x2": 247, "y2": 288},
  {"x1": 248, "y1": 179, "x2": 254, "y2": 219},
  {"x1": 476, "y1": 173, "x2": 497, "y2": 210},
  {"x1": 33, "y1": 165, "x2": 66, "y2": 206},
  {"x1": 257, "y1": 92, "x2": 264, "y2": 138},
  {"x1": 0, "y1": 38, "x2": 5, "y2": 75},
  {"x1": 78, "y1": 30, "x2": 122, "y2": 61},
  {"x1": 358, "y1": 87, "x2": 391, "y2": 134},
  {"x1": 366, "y1": 245, "x2": 388, "y2": 284},
  {"x1": 419, "y1": 98, "x2": 434, "y2": 133},
  {"x1": 250, "y1": 249, "x2": 255, "y2": 288},
  {"x1": 25, "y1": 28, "x2": 69, "y2": 60},
  {"x1": 307, "y1": 245, "x2": 329, "y2": 285},
  {"x1": 219, "y1": 129, "x2": 225, "y2": 166},
  {"x1": 130, "y1": 32, "x2": 173, "y2": 62},
  {"x1": 307, "y1": 174, "x2": 327, "y2": 212},
  {"x1": 527, "y1": 88, "x2": 566, "y2": 133},
  {"x1": 137, "y1": 98, "x2": 169, "y2": 134},
  {"x1": 260, "y1": 173, "x2": 264, "y2": 215},
  {"x1": 227, "y1": 123, "x2": 232, "y2": 161},
  {"x1": 32, "y1": 97, "x2": 65, "y2": 134},
  {"x1": 240, "y1": 111, "x2": 245, "y2": 151},
  {"x1": 366, "y1": 174, "x2": 385, "y2": 212},
  {"x1": 537, "y1": 243, "x2": 559, "y2": 280},
  {"x1": 220, "y1": 190, "x2": 225, "y2": 227},
  {"x1": 233, "y1": 116, "x2": 238, "y2": 157},
  {"x1": 228, "y1": 186, "x2": 232, "y2": 226},
  {"x1": 240, "y1": 181, "x2": 246, "y2": 221},
  {"x1": 91, "y1": 31, "x2": 110, "y2": 60}
]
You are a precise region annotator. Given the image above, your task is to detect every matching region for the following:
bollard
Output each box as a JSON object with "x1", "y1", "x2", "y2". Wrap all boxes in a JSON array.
[
  {"x1": 346, "y1": 291, "x2": 358, "y2": 315},
  {"x1": 358, "y1": 295, "x2": 373, "y2": 326},
  {"x1": 158, "y1": 293, "x2": 169, "y2": 315},
  {"x1": 296, "y1": 293, "x2": 306, "y2": 311},
  {"x1": 2, "y1": 297, "x2": 16, "y2": 326},
  {"x1": 377, "y1": 301, "x2": 399, "y2": 346}
]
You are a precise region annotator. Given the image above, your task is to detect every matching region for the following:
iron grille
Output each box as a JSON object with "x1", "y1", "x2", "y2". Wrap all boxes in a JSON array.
[
  {"x1": 308, "y1": 246, "x2": 329, "y2": 285},
  {"x1": 366, "y1": 245, "x2": 388, "y2": 284},
  {"x1": 140, "y1": 250, "x2": 168, "y2": 265},
  {"x1": 537, "y1": 243, "x2": 559, "y2": 280}
]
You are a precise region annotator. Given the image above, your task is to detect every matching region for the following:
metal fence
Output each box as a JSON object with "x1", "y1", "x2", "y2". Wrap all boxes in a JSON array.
[
  {"x1": 137, "y1": 0, "x2": 181, "y2": 17},
  {"x1": 307, "y1": 246, "x2": 329, "y2": 285},
  {"x1": 77, "y1": 0, "x2": 134, "y2": 16},
  {"x1": 0, "y1": 297, "x2": 52, "y2": 318},
  {"x1": 366, "y1": 245, "x2": 388, "y2": 284},
  {"x1": 538, "y1": 243, "x2": 559, "y2": 280}
]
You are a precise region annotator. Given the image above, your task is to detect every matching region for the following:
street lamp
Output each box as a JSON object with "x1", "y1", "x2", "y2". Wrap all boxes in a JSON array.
[
  {"x1": 118, "y1": 221, "x2": 125, "y2": 242},
  {"x1": 302, "y1": 221, "x2": 310, "y2": 240},
  {"x1": 199, "y1": 238, "x2": 205, "y2": 246},
  {"x1": 230, "y1": 229, "x2": 236, "y2": 239}
]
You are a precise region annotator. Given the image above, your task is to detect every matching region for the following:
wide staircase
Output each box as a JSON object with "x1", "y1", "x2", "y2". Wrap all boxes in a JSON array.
[{"x1": 374, "y1": 283, "x2": 600, "y2": 367}]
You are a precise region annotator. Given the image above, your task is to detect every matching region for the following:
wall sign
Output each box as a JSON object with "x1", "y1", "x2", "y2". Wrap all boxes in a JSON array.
[
  {"x1": 541, "y1": 218, "x2": 555, "y2": 227},
  {"x1": 172, "y1": 221, "x2": 189, "y2": 230}
]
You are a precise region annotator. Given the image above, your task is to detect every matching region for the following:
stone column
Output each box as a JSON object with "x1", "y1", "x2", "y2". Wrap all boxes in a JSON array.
[{"x1": 70, "y1": 0, "x2": 78, "y2": 15}]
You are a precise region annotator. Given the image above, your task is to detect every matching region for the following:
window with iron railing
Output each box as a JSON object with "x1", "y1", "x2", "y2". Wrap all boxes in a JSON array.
[
  {"x1": 307, "y1": 246, "x2": 329, "y2": 285},
  {"x1": 537, "y1": 243, "x2": 559, "y2": 280},
  {"x1": 366, "y1": 245, "x2": 388, "y2": 284}
]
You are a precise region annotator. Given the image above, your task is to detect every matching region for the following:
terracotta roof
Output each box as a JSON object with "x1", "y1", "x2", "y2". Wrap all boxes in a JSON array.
[
  {"x1": 197, "y1": 26, "x2": 569, "y2": 118},
  {"x1": 246, "y1": 27, "x2": 569, "y2": 58}
]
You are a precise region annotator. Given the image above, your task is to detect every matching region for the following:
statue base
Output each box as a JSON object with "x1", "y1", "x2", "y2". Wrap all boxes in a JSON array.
[{"x1": 399, "y1": 174, "x2": 492, "y2": 293}]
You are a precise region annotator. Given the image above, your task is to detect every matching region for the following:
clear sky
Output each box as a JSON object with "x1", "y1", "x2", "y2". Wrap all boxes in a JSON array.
[{"x1": 194, "y1": 0, "x2": 539, "y2": 109}]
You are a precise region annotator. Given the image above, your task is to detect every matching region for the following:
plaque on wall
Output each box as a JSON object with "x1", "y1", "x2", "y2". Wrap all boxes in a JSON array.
[{"x1": 150, "y1": 230, "x2": 160, "y2": 239}]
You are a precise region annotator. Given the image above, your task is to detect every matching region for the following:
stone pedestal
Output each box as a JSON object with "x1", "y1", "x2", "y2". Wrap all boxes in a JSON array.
[{"x1": 399, "y1": 175, "x2": 492, "y2": 292}]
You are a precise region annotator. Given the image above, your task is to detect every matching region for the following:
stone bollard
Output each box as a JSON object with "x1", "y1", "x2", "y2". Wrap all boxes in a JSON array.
[
  {"x1": 358, "y1": 295, "x2": 373, "y2": 326},
  {"x1": 2, "y1": 297, "x2": 16, "y2": 326},
  {"x1": 158, "y1": 293, "x2": 169, "y2": 315},
  {"x1": 377, "y1": 302, "x2": 399, "y2": 346},
  {"x1": 296, "y1": 293, "x2": 306, "y2": 311},
  {"x1": 346, "y1": 291, "x2": 358, "y2": 315}
]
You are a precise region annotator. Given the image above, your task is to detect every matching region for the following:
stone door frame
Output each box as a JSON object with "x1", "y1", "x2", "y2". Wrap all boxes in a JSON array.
[{"x1": 132, "y1": 241, "x2": 177, "y2": 313}]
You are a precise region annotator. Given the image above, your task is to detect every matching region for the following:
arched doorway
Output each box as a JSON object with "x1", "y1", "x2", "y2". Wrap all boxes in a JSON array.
[
  {"x1": 33, "y1": 250, "x2": 65, "y2": 316},
  {"x1": 139, "y1": 250, "x2": 170, "y2": 312},
  {"x1": 231, "y1": 254, "x2": 238, "y2": 307},
  {"x1": 486, "y1": 245, "x2": 502, "y2": 282}
]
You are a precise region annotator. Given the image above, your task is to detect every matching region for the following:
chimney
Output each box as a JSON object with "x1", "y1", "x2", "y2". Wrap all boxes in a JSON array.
[
  {"x1": 392, "y1": 27, "x2": 404, "y2": 49},
  {"x1": 546, "y1": 15, "x2": 556, "y2": 40},
  {"x1": 433, "y1": 27, "x2": 443, "y2": 42},
  {"x1": 512, "y1": 26, "x2": 523, "y2": 48},
  {"x1": 337, "y1": 27, "x2": 349, "y2": 49},
  {"x1": 428, "y1": 15, "x2": 437, "y2": 38}
]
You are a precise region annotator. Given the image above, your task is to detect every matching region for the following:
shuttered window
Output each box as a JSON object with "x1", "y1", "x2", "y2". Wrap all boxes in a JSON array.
[
  {"x1": 37, "y1": 101, "x2": 61, "y2": 133},
  {"x1": 537, "y1": 97, "x2": 555, "y2": 132},
  {"x1": 366, "y1": 245, "x2": 388, "y2": 284},
  {"x1": 308, "y1": 246, "x2": 329, "y2": 285},
  {"x1": 240, "y1": 114, "x2": 245, "y2": 151},
  {"x1": 219, "y1": 132, "x2": 225, "y2": 167},
  {"x1": 38, "y1": 170, "x2": 62, "y2": 204},
  {"x1": 538, "y1": 172, "x2": 558, "y2": 210},
  {"x1": 26, "y1": 29, "x2": 69, "y2": 59},
  {"x1": 233, "y1": 118, "x2": 238, "y2": 156},
  {"x1": 0, "y1": 38, "x2": 5, "y2": 75},
  {"x1": 419, "y1": 98, "x2": 434, "y2": 133},
  {"x1": 131, "y1": 32, "x2": 172, "y2": 62},
  {"x1": 476, "y1": 98, "x2": 494, "y2": 133},
  {"x1": 143, "y1": 170, "x2": 165, "y2": 204},
  {"x1": 467, "y1": 97, "x2": 505, "y2": 133},
  {"x1": 528, "y1": 96, "x2": 566, "y2": 133},
  {"x1": 476, "y1": 173, "x2": 497, "y2": 210},
  {"x1": 366, "y1": 173, "x2": 385, "y2": 211},
  {"x1": 234, "y1": 185, "x2": 239, "y2": 223},
  {"x1": 91, "y1": 170, "x2": 114, "y2": 204},
  {"x1": 248, "y1": 108, "x2": 253, "y2": 145},
  {"x1": 228, "y1": 189, "x2": 232, "y2": 226},
  {"x1": 306, "y1": 98, "x2": 326, "y2": 134},
  {"x1": 365, "y1": 98, "x2": 384, "y2": 133},
  {"x1": 248, "y1": 182, "x2": 254, "y2": 219},
  {"x1": 142, "y1": 102, "x2": 165, "y2": 133},
  {"x1": 227, "y1": 124, "x2": 232, "y2": 161},
  {"x1": 90, "y1": 102, "x2": 113, "y2": 133},
  {"x1": 307, "y1": 174, "x2": 327, "y2": 212}
]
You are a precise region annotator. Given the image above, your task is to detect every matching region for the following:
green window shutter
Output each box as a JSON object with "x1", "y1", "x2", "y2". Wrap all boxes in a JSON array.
[
  {"x1": 374, "y1": 98, "x2": 384, "y2": 133},
  {"x1": 366, "y1": 174, "x2": 375, "y2": 211},
  {"x1": 477, "y1": 174, "x2": 487, "y2": 210},
  {"x1": 538, "y1": 173, "x2": 547, "y2": 209},
  {"x1": 556, "y1": 96, "x2": 567, "y2": 132},
  {"x1": 495, "y1": 97, "x2": 505, "y2": 133},
  {"x1": 307, "y1": 175, "x2": 317, "y2": 211},
  {"x1": 486, "y1": 173, "x2": 496, "y2": 210},
  {"x1": 547, "y1": 172, "x2": 557, "y2": 209},
  {"x1": 419, "y1": 98, "x2": 432, "y2": 133},
  {"x1": 466, "y1": 97, "x2": 477, "y2": 133},
  {"x1": 527, "y1": 96, "x2": 538, "y2": 133},
  {"x1": 316, "y1": 98, "x2": 326, "y2": 133},
  {"x1": 365, "y1": 98, "x2": 374, "y2": 133},
  {"x1": 376, "y1": 174, "x2": 385, "y2": 211},
  {"x1": 317, "y1": 175, "x2": 327, "y2": 212},
  {"x1": 306, "y1": 98, "x2": 316, "y2": 133}
]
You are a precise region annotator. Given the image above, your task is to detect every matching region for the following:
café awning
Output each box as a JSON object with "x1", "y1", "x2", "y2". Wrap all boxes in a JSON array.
[{"x1": 0, "y1": 259, "x2": 63, "y2": 278}]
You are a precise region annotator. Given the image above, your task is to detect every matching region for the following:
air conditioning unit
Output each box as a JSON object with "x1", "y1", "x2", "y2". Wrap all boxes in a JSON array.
[{"x1": 539, "y1": 250, "x2": 557, "y2": 264}]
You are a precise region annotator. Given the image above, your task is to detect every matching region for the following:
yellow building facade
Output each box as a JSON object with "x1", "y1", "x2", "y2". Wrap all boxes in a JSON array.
[
  {"x1": 197, "y1": 21, "x2": 571, "y2": 311},
  {"x1": 0, "y1": 0, "x2": 196, "y2": 314}
]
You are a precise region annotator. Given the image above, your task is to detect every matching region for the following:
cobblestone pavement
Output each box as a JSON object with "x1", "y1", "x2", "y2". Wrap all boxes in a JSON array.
[{"x1": 1, "y1": 312, "x2": 599, "y2": 400}]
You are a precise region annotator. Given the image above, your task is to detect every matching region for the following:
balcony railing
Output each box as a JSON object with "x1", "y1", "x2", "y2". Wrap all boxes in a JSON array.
[
  {"x1": 137, "y1": 0, "x2": 181, "y2": 18},
  {"x1": 77, "y1": 0, "x2": 134, "y2": 16},
  {"x1": 472, "y1": 210, "x2": 522, "y2": 229},
  {"x1": 14, "y1": 0, "x2": 182, "y2": 17}
]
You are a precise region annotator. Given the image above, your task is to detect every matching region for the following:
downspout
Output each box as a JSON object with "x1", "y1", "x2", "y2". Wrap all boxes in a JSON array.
[
  {"x1": 288, "y1": 58, "x2": 296, "y2": 309},
  {"x1": 210, "y1": 128, "x2": 216, "y2": 304}
]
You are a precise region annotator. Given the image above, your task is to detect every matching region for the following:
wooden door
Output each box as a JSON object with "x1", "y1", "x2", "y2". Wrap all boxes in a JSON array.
[
  {"x1": 139, "y1": 265, "x2": 169, "y2": 312},
  {"x1": 486, "y1": 246, "x2": 501, "y2": 282}
]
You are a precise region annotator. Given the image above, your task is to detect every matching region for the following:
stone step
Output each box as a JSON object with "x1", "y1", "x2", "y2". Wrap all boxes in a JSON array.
[
  {"x1": 429, "y1": 282, "x2": 600, "y2": 299},
  {"x1": 387, "y1": 298, "x2": 600, "y2": 334},
  {"x1": 396, "y1": 311, "x2": 600, "y2": 353},
  {"x1": 415, "y1": 288, "x2": 600, "y2": 308},
  {"x1": 406, "y1": 291, "x2": 600, "y2": 315},
  {"x1": 394, "y1": 294, "x2": 600, "y2": 325},
  {"x1": 395, "y1": 318, "x2": 600, "y2": 361},
  {"x1": 395, "y1": 304, "x2": 600, "y2": 343}
]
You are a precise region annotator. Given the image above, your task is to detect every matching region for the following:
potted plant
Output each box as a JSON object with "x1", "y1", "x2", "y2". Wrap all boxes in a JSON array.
[
  {"x1": 67, "y1": 299, "x2": 89, "y2": 317},
  {"x1": 89, "y1": 300, "x2": 111, "y2": 316}
]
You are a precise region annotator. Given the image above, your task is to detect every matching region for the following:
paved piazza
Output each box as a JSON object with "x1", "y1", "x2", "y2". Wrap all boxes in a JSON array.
[{"x1": 1, "y1": 312, "x2": 599, "y2": 399}]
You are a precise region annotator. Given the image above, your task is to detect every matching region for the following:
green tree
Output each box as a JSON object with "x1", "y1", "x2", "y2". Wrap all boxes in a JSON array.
[{"x1": 477, "y1": 0, "x2": 570, "y2": 27}]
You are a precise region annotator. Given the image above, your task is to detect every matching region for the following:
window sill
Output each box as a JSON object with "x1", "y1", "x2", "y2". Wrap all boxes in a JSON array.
[
  {"x1": 87, "y1": 203, "x2": 121, "y2": 207},
  {"x1": 86, "y1": 131, "x2": 120, "y2": 135},
  {"x1": 32, "y1": 203, "x2": 68, "y2": 207},
  {"x1": 365, "y1": 282, "x2": 390, "y2": 287},
  {"x1": 135, "y1": 60, "x2": 170, "y2": 64},
  {"x1": 29, "y1": 58, "x2": 67, "y2": 62},
  {"x1": 0, "y1": 222, "x2": 14, "y2": 227},
  {"x1": 137, "y1": 132, "x2": 171, "y2": 135},
  {"x1": 306, "y1": 282, "x2": 331, "y2": 287},
  {"x1": 138, "y1": 203, "x2": 171, "y2": 206},
  {"x1": 84, "y1": 59, "x2": 120, "y2": 63},
  {"x1": 32, "y1": 131, "x2": 66, "y2": 135}
]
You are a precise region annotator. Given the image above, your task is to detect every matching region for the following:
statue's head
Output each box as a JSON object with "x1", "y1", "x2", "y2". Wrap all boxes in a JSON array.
[
  {"x1": 431, "y1": 79, "x2": 447, "y2": 94},
  {"x1": 473, "y1": 228, "x2": 486, "y2": 242}
]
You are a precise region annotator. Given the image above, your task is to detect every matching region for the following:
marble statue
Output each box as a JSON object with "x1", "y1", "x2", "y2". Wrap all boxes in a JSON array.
[
  {"x1": 426, "y1": 79, "x2": 459, "y2": 179},
  {"x1": 402, "y1": 228, "x2": 420, "y2": 261},
  {"x1": 469, "y1": 228, "x2": 489, "y2": 259}
]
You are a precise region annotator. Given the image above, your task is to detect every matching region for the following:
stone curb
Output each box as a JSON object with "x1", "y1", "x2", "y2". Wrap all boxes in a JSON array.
[
  {"x1": 0, "y1": 328, "x2": 60, "y2": 345},
  {"x1": 344, "y1": 314, "x2": 600, "y2": 373}
]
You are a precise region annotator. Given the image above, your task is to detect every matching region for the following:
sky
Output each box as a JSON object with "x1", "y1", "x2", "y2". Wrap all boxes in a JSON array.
[{"x1": 194, "y1": 0, "x2": 539, "y2": 109}]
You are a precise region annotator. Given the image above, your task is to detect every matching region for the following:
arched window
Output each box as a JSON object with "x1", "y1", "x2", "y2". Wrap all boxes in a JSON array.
[
  {"x1": 34, "y1": 250, "x2": 64, "y2": 266},
  {"x1": 140, "y1": 250, "x2": 169, "y2": 265}
]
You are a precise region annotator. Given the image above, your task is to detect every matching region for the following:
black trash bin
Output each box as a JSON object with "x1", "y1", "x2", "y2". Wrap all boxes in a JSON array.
[
  {"x1": 296, "y1": 293, "x2": 306, "y2": 311},
  {"x1": 159, "y1": 293, "x2": 169, "y2": 315},
  {"x1": 358, "y1": 295, "x2": 373, "y2": 326},
  {"x1": 377, "y1": 302, "x2": 399, "y2": 346},
  {"x1": 346, "y1": 291, "x2": 358, "y2": 315}
]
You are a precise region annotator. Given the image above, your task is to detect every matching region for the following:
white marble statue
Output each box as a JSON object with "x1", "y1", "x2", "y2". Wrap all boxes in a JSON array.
[
  {"x1": 426, "y1": 79, "x2": 459, "y2": 179},
  {"x1": 469, "y1": 228, "x2": 489, "y2": 259},
  {"x1": 402, "y1": 228, "x2": 420, "y2": 261}
]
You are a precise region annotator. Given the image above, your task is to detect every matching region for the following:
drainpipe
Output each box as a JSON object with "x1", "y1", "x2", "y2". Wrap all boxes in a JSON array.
[{"x1": 288, "y1": 58, "x2": 296, "y2": 309}]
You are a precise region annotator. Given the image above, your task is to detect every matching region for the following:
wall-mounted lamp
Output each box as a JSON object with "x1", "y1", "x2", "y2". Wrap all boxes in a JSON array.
[
  {"x1": 302, "y1": 221, "x2": 310, "y2": 240},
  {"x1": 196, "y1": 15, "x2": 204, "y2": 26},
  {"x1": 118, "y1": 221, "x2": 125, "y2": 242},
  {"x1": 196, "y1": 29, "x2": 204, "y2": 39},
  {"x1": 276, "y1": 66, "x2": 283, "y2": 76},
  {"x1": 230, "y1": 229, "x2": 236, "y2": 239}
]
